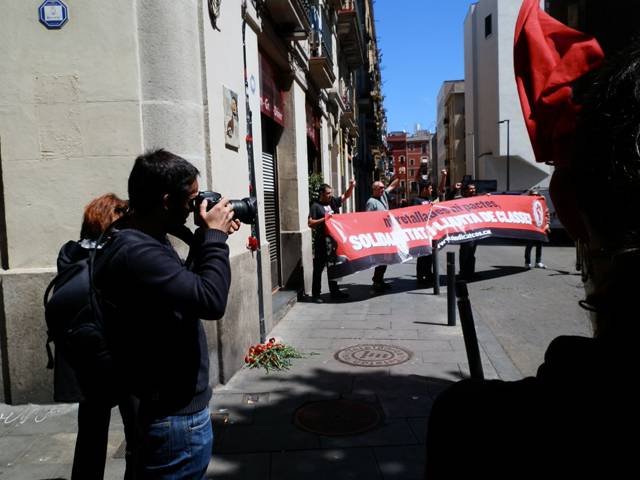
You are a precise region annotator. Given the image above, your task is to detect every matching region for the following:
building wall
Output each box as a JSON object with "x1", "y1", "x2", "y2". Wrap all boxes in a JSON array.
[
  {"x1": 386, "y1": 132, "x2": 408, "y2": 206},
  {"x1": 437, "y1": 80, "x2": 468, "y2": 185},
  {"x1": 0, "y1": 0, "x2": 144, "y2": 403},
  {"x1": 464, "y1": 0, "x2": 551, "y2": 190},
  {"x1": 436, "y1": 83, "x2": 448, "y2": 181},
  {"x1": 437, "y1": 81, "x2": 466, "y2": 186},
  {"x1": 407, "y1": 132, "x2": 432, "y2": 197},
  {"x1": 463, "y1": 8, "x2": 477, "y2": 182},
  {"x1": 446, "y1": 90, "x2": 466, "y2": 182},
  {"x1": 0, "y1": 0, "x2": 142, "y2": 270}
]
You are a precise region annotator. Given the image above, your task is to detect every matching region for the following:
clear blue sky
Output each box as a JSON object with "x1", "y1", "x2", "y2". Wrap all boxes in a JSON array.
[{"x1": 375, "y1": 0, "x2": 476, "y2": 133}]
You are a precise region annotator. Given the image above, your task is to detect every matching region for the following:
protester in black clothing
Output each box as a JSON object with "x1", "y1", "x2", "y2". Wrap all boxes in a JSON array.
[
  {"x1": 308, "y1": 180, "x2": 355, "y2": 302},
  {"x1": 524, "y1": 189, "x2": 549, "y2": 269},
  {"x1": 426, "y1": 33, "x2": 640, "y2": 479},
  {"x1": 458, "y1": 183, "x2": 478, "y2": 280},
  {"x1": 95, "y1": 150, "x2": 240, "y2": 479},
  {"x1": 412, "y1": 183, "x2": 435, "y2": 285}
]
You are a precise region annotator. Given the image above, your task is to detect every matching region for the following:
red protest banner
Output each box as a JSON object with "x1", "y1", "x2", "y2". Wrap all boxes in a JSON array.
[{"x1": 325, "y1": 195, "x2": 549, "y2": 279}]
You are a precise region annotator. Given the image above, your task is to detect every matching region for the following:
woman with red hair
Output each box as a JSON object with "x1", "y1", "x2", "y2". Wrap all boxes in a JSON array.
[{"x1": 52, "y1": 193, "x2": 136, "y2": 480}]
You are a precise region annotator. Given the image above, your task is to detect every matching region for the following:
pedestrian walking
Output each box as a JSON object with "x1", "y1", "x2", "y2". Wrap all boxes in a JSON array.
[
  {"x1": 94, "y1": 150, "x2": 240, "y2": 479},
  {"x1": 308, "y1": 180, "x2": 355, "y2": 302},
  {"x1": 366, "y1": 177, "x2": 399, "y2": 292}
]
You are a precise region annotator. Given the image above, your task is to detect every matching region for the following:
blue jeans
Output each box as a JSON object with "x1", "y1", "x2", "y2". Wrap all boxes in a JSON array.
[{"x1": 140, "y1": 407, "x2": 213, "y2": 480}]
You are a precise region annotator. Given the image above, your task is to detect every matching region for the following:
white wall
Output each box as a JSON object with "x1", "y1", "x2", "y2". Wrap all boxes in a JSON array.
[
  {"x1": 464, "y1": 0, "x2": 551, "y2": 190},
  {"x1": 202, "y1": 0, "x2": 265, "y2": 254},
  {"x1": 0, "y1": 0, "x2": 142, "y2": 269}
]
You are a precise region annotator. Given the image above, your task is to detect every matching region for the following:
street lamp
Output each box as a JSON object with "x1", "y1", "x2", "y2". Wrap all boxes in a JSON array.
[{"x1": 498, "y1": 119, "x2": 510, "y2": 190}]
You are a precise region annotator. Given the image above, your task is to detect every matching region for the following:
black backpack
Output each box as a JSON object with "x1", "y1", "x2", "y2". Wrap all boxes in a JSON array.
[{"x1": 44, "y1": 238, "x2": 118, "y2": 403}]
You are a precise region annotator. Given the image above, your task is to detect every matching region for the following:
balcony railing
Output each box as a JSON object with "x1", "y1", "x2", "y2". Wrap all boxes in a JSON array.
[
  {"x1": 308, "y1": 5, "x2": 335, "y2": 88},
  {"x1": 337, "y1": 0, "x2": 364, "y2": 66},
  {"x1": 340, "y1": 76, "x2": 354, "y2": 112},
  {"x1": 341, "y1": 0, "x2": 355, "y2": 11},
  {"x1": 267, "y1": 0, "x2": 312, "y2": 37},
  {"x1": 309, "y1": 8, "x2": 333, "y2": 64}
]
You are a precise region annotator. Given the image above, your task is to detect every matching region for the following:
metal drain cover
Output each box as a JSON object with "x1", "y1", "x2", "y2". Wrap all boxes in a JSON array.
[
  {"x1": 334, "y1": 344, "x2": 412, "y2": 367},
  {"x1": 294, "y1": 399, "x2": 381, "y2": 436}
]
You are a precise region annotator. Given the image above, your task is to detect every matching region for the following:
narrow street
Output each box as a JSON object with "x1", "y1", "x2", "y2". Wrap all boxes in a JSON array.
[
  {"x1": 0, "y1": 241, "x2": 589, "y2": 479},
  {"x1": 451, "y1": 239, "x2": 590, "y2": 377},
  {"x1": 207, "y1": 240, "x2": 588, "y2": 478}
]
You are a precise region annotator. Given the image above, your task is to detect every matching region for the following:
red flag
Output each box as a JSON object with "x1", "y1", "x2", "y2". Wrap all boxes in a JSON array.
[{"x1": 514, "y1": 0, "x2": 604, "y2": 168}]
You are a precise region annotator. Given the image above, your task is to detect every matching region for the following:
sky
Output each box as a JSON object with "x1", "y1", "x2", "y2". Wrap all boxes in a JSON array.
[{"x1": 375, "y1": 0, "x2": 477, "y2": 134}]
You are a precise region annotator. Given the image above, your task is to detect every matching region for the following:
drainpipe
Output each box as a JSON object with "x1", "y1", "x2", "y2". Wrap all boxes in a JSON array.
[{"x1": 241, "y1": 0, "x2": 266, "y2": 343}]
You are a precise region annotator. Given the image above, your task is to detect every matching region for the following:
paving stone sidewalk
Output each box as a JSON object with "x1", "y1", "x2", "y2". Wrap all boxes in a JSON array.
[{"x1": 0, "y1": 254, "x2": 520, "y2": 480}]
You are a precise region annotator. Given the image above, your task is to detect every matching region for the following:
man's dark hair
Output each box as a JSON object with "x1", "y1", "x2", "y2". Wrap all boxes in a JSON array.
[
  {"x1": 575, "y1": 38, "x2": 640, "y2": 337},
  {"x1": 576, "y1": 39, "x2": 640, "y2": 242},
  {"x1": 318, "y1": 183, "x2": 332, "y2": 196},
  {"x1": 128, "y1": 149, "x2": 200, "y2": 214}
]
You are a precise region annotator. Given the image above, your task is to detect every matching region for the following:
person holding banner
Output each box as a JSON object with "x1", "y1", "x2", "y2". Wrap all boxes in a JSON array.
[
  {"x1": 458, "y1": 183, "x2": 479, "y2": 280},
  {"x1": 366, "y1": 177, "x2": 400, "y2": 293},
  {"x1": 308, "y1": 181, "x2": 355, "y2": 302},
  {"x1": 412, "y1": 183, "x2": 436, "y2": 285},
  {"x1": 524, "y1": 189, "x2": 549, "y2": 269}
]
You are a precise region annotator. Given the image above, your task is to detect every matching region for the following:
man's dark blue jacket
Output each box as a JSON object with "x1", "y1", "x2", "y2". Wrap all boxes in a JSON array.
[{"x1": 95, "y1": 227, "x2": 231, "y2": 418}]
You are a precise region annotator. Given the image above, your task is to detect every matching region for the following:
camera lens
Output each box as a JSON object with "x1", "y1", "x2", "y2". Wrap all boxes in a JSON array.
[{"x1": 230, "y1": 197, "x2": 257, "y2": 224}]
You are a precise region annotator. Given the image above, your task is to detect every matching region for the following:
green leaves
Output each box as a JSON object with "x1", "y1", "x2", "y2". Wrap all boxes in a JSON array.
[{"x1": 244, "y1": 338, "x2": 315, "y2": 373}]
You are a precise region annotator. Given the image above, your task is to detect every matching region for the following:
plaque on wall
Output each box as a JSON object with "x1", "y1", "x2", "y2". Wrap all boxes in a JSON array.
[{"x1": 223, "y1": 86, "x2": 239, "y2": 150}]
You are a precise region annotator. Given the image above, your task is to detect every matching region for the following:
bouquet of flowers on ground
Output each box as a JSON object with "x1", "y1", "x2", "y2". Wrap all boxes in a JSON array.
[{"x1": 244, "y1": 338, "x2": 311, "y2": 373}]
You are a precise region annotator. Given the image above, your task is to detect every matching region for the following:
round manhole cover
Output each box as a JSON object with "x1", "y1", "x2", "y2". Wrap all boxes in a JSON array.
[
  {"x1": 334, "y1": 344, "x2": 412, "y2": 367},
  {"x1": 294, "y1": 399, "x2": 381, "y2": 436}
]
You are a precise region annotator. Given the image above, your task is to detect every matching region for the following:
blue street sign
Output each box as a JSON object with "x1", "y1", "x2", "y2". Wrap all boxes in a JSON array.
[{"x1": 39, "y1": 0, "x2": 68, "y2": 29}]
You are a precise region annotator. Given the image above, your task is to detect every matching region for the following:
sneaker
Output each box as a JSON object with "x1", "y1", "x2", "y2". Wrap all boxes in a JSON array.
[
  {"x1": 310, "y1": 296, "x2": 324, "y2": 304},
  {"x1": 535, "y1": 262, "x2": 546, "y2": 269},
  {"x1": 330, "y1": 290, "x2": 350, "y2": 300},
  {"x1": 525, "y1": 263, "x2": 532, "y2": 269}
]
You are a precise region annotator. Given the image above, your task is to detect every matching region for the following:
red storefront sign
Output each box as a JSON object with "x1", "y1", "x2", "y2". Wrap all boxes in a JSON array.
[
  {"x1": 306, "y1": 103, "x2": 320, "y2": 149},
  {"x1": 259, "y1": 52, "x2": 284, "y2": 126}
]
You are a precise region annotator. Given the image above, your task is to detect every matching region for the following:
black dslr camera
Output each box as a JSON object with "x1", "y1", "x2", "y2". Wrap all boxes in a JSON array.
[{"x1": 194, "y1": 191, "x2": 257, "y2": 224}]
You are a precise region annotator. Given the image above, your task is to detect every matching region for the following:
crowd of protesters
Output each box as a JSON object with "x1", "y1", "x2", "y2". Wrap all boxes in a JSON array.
[{"x1": 307, "y1": 166, "x2": 552, "y2": 300}]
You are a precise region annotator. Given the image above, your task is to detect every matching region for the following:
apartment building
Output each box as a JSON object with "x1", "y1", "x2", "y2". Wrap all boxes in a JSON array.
[
  {"x1": 436, "y1": 80, "x2": 466, "y2": 187},
  {"x1": 464, "y1": 0, "x2": 551, "y2": 191}
]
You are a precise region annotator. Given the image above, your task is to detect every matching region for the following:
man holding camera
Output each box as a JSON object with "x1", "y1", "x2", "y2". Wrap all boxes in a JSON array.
[{"x1": 95, "y1": 149, "x2": 240, "y2": 479}]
